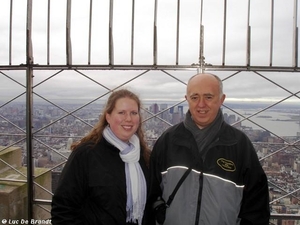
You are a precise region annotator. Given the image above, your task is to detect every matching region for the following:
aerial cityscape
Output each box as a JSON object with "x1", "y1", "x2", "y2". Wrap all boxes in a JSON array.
[{"x1": 0, "y1": 101, "x2": 300, "y2": 222}]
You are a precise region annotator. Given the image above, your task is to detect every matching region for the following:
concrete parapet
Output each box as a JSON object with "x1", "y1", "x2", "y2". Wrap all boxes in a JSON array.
[{"x1": 0, "y1": 146, "x2": 51, "y2": 220}]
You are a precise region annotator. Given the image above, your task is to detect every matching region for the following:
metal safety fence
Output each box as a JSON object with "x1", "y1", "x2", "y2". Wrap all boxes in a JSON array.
[{"x1": 0, "y1": 0, "x2": 300, "y2": 223}]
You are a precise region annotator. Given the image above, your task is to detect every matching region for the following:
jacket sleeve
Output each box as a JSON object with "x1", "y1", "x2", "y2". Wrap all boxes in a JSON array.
[
  {"x1": 145, "y1": 136, "x2": 165, "y2": 225},
  {"x1": 239, "y1": 138, "x2": 270, "y2": 225},
  {"x1": 51, "y1": 147, "x2": 88, "y2": 225}
]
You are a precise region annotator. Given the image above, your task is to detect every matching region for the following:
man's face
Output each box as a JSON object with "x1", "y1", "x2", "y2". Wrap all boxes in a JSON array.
[{"x1": 185, "y1": 74, "x2": 225, "y2": 129}]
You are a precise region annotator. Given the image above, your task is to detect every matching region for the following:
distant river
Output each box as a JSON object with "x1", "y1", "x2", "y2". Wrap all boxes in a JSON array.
[{"x1": 222, "y1": 108, "x2": 300, "y2": 137}]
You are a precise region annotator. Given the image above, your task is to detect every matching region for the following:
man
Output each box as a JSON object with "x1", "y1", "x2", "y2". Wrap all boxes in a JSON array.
[{"x1": 147, "y1": 73, "x2": 270, "y2": 225}]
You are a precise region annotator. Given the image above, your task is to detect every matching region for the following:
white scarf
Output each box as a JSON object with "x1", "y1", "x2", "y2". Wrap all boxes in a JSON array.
[{"x1": 103, "y1": 126, "x2": 146, "y2": 225}]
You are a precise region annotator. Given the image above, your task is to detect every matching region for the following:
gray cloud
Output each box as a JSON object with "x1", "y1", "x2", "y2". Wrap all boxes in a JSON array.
[{"x1": 0, "y1": 0, "x2": 299, "y2": 106}]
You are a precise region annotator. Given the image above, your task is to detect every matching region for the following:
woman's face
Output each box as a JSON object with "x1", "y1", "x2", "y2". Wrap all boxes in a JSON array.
[{"x1": 106, "y1": 97, "x2": 140, "y2": 142}]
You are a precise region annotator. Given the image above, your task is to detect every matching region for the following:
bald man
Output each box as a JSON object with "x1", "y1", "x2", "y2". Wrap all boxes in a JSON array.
[{"x1": 147, "y1": 73, "x2": 270, "y2": 225}]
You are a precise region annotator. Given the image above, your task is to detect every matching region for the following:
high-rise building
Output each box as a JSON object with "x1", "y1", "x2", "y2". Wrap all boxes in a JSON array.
[
  {"x1": 150, "y1": 103, "x2": 159, "y2": 114},
  {"x1": 66, "y1": 137, "x2": 73, "y2": 150},
  {"x1": 178, "y1": 105, "x2": 184, "y2": 120},
  {"x1": 172, "y1": 112, "x2": 181, "y2": 125},
  {"x1": 160, "y1": 103, "x2": 168, "y2": 121}
]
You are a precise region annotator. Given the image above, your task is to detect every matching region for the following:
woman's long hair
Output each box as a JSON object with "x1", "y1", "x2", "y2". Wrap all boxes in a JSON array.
[{"x1": 71, "y1": 89, "x2": 150, "y2": 166}]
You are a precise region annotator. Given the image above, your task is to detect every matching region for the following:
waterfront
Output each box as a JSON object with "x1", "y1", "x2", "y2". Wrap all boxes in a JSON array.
[{"x1": 222, "y1": 108, "x2": 300, "y2": 137}]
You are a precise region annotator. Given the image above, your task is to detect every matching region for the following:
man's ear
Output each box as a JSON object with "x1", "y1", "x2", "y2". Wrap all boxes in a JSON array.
[{"x1": 221, "y1": 94, "x2": 226, "y2": 104}]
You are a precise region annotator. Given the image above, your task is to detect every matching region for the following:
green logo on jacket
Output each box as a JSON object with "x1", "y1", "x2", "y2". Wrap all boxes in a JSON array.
[{"x1": 217, "y1": 158, "x2": 236, "y2": 172}]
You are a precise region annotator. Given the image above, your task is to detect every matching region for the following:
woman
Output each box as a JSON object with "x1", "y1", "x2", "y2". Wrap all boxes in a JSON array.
[{"x1": 51, "y1": 89, "x2": 151, "y2": 225}]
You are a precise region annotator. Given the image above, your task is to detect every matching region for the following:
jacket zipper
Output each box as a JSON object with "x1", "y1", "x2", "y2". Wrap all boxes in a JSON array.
[
  {"x1": 194, "y1": 138, "x2": 219, "y2": 225},
  {"x1": 195, "y1": 170, "x2": 203, "y2": 225}
]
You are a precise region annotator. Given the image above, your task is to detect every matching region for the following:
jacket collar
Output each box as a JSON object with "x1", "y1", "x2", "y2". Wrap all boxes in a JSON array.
[{"x1": 172, "y1": 122, "x2": 237, "y2": 148}]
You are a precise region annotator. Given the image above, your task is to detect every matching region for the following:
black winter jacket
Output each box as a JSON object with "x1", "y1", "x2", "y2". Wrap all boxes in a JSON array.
[
  {"x1": 148, "y1": 121, "x2": 270, "y2": 225},
  {"x1": 51, "y1": 138, "x2": 150, "y2": 225}
]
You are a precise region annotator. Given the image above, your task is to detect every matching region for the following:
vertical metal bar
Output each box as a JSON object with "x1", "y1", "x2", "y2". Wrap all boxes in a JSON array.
[
  {"x1": 9, "y1": 0, "x2": 13, "y2": 65},
  {"x1": 47, "y1": 0, "x2": 50, "y2": 65},
  {"x1": 26, "y1": 0, "x2": 34, "y2": 220},
  {"x1": 66, "y1": 0, "x2": 72, "y2": 65},
  {"x1": 247, "y1": 26, "x2": 251, "y2": 67},
  {"x1": 296, "y1": 27, "x2": 299, "y2": 68},
  {"x1": 88, "y1": 0, "x2": 93, "y2": 65},
  {"x1": 109, "y1": 0, "x2": 114, "y2": 66},
  {"x1": 198, "y1": 0, "x2": 204, "y2": 73},
  {"x1": 199, "y1": 25, "x2": 204, "y2": 73},
  {"x1": 222, "y1": 0, "x2": 227, "y2": 66},
  {"x1": 153, "y1": 0, "x2": 158, "y2": 65},
  {"x1": 292, "y1": 0, "x2": 298, "y2": 67},
  {"x1": 246, "y1": 0, "x2": 251, "y2": 67},
  {"x1": 269, "y1": 0, "x2": 274, "y2": 67},
  {"x1": 131, "y1": 0, "x2": 135, "y2": 65},
  {"x1": 176, "y1": 0, "x2": 180, "y2": 65}
]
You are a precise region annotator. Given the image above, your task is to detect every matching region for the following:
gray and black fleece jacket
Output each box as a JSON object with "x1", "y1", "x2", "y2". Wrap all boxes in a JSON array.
[{"x1": 147, "y1": 121, "x2": 270, "y2": 225}]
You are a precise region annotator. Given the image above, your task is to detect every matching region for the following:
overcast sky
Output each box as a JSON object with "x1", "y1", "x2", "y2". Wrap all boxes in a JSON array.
[{"x1": 0, "y1": 0, "x2": 299, "y2": 105}]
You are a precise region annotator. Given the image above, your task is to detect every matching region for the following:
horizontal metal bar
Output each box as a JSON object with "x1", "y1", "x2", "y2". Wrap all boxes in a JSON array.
[
  {"x1": 271, "y1": 213, "x2": 300, "y2": 219},
  {"x1": 0, "y1": 178, "x2": 27, "y2": 183},
  {"x1": 0, "y1": 64, "x2": 300, "y2": 72},
  {"x1": 34, "y1": 199, "x2": 52, "y2": 205}
]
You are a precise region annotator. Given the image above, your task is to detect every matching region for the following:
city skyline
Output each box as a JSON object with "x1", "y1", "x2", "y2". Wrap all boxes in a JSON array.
[{"x1": 1, "y1": 100, "x2": 299, "y2": 137}]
